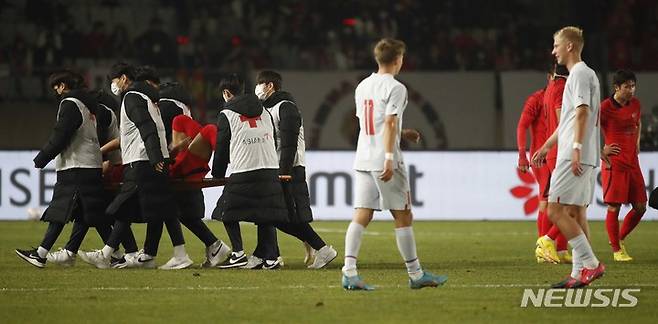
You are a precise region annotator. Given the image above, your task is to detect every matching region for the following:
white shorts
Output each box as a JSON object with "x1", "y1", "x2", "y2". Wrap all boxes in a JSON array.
[
  {"x1": 354, "y1": 167, "x2": 411, "y2": 211},
  {"x1": 548, "y1": 159, "x2": 596, "y2": 207}
]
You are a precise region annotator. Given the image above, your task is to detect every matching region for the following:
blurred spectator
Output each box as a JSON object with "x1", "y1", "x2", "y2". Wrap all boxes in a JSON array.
[
  {"x1": 85, "y1": 21, "x2": 109, "y2": 59},
  {"x1": 109, "y1": 24, "x2": 133, "y2": 60},
  {"x1": 134, "y1": 18, "x2": 178, "y2": 68},
  {"x1": 8, "y1": 35, "x2": 32, "y2": 75},
  {"x1": 60, "y1": 22, "x2": 82, "y2": 65},
  {"x1": 33, "y1": 26, "x2": 62, "y2": 68},
  {"x1": 2, "y1": 0, "x2": 658, "y2": 72}
]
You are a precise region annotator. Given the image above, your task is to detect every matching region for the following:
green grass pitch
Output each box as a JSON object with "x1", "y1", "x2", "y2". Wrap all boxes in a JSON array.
[{"x1": 1, "y1": 220, "x2": 657, "y2": 323}]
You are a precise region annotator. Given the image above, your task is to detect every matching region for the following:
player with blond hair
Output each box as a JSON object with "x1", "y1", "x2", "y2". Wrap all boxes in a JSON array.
[
  {"x1": 341, "y1": 38, "x2": 447, "y2": 290},
  {"x1": 533, "y1": 27, "x2": 605, "y2": 288}
]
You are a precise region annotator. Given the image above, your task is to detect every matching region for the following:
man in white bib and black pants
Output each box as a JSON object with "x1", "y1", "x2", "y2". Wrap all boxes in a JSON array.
[
  {"x1": 157, "y1": 81, "x2": 232, "y2": 268},
  {"x1": 95, "y1": 89, "x2": 141, "y2": 267},
  {"x1": 49, "y1": 89, "x2": 143, "y2": 268},
  {"x1": 80, "y1": 62, "x2": 178, "y2": 269},
  {"x1": 254, "y1": 70, "x2": 337, "y2": 269},
  {"x1": 15, "y1": 71, "x2": 109, "y2": 268},
  {"x1": 212, "y1": 74, "x2": 288, "y2": 270}
]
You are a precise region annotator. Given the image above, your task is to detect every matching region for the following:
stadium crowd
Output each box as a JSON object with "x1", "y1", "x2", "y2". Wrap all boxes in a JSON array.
[{"x1": 2, "y1": 0, "x2": 658, "y2": 74}]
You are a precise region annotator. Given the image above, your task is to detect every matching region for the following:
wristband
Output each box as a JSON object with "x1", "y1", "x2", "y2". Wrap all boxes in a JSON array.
[
  {"x1": 385, "y1": 152, "x2": 394, "y2": 160},
  {"x1": 573, "y1": 142, "x2": 582, "y2": 150}
]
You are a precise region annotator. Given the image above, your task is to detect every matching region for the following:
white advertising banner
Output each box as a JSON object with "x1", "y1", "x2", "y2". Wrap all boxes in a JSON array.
[{"x1": 2, "y1": 151, "x2": 657, "y2": 221}]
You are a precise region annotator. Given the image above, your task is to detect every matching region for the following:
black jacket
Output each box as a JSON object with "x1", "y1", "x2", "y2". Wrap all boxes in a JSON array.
[
  {"x1": 159, "y1": 84, "x2": 192, "y2": 145},
  {"x1": 34, "y1": 89, "x2": 98, "y2": 168},
  {"x1": 263, "y1": 91, "x2": 313, "y2": 223},
  {"x1": 262, "y1": 91, "x2": 301, "y2": 175},
  {"x1": 211, "y1": 94, "x2": 288, "y2": 224},
  {"x1": 35, "y1": 90, "x2": 108, "y2": 225},
  {"x1": 95, "y1": 91, "x2": 118, "y2": 146},
  {"x1": 122, "y1": 81, "x2": 164, "y2": 166}
]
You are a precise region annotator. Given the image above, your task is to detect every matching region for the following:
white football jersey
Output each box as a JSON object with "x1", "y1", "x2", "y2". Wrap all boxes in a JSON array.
[
  {"x1": 556, "y1": 61, "x2": 601, "y2": 167},
  {"x1": 353, "y1": 73, "x2": 407, "y2": 171}
]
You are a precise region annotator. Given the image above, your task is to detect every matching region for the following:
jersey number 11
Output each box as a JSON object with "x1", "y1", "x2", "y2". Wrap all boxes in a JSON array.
[{"x1": 363, "y1": 99, "x2": 375, "y2": 136}]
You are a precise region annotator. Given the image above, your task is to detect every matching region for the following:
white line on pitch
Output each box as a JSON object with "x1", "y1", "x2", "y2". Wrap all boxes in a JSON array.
[
  {"x1": 2, "y1": 283, "x2": 657, "y2": 292},
  {"x1": 313, "y1": 228, "x2": 534, "y2": 236}
]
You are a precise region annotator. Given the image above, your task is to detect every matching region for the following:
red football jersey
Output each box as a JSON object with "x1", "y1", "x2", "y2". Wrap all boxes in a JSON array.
[
  {"x1": 601, "y1": 96, "x2": 642, "y2": 170},
  {"x1": 517, "y1": 88, "x2": 547, "y2": 158},
  {"x1": 543, "y1": 77, "x2": 566, "y2": 161}
]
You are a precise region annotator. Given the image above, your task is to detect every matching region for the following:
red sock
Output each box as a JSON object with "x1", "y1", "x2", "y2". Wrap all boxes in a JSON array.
[
  {"x1": 620, "y1": 209, "x2": 643, "y2": 240},
  {"x1": 541, "y1": 216, "x2": 553, "y2": 238},
  {"x1": 555, "y1": 233, "x2": 567, "y2": 251},
  {"x1": 537, "y1": 210, "x2": 545, "y2": 237},
  {"x1": 605, "y1": 209, "x2": 621, "y2": 252},
  {"x1": 546, "y1": 224, "x2": 559, "y2": 240}
]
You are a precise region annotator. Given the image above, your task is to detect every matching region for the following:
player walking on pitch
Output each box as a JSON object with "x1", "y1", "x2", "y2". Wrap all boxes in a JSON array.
[
  {"x1": 341, "y1": 38, "x2": 447, "y2": 290},
  {"x1": 533, "y1": 27, "x2": 605, "y2": 288}
]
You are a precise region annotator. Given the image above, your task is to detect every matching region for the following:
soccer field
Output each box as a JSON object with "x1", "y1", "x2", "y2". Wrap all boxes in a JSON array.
[{"x1": 1, "y1": 220, "x2": 657, "y2": 323}]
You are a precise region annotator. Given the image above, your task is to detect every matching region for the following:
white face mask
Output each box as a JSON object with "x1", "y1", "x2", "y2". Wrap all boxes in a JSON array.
[
  {"x1": 254, "y1": 83, "x2": 268, "y2": 100},
  {"x1": 111, "y1": 81, "x2": 121, "y2": 96}
]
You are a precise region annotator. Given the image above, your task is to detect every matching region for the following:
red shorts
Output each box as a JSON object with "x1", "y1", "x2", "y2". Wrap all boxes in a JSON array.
[
  {"x1": 173, "y1": 115, "x2": 201, "y2": 138},
  {"x1": 170, "y1": 150, "x2": 210, "y2": 181},
  {"x1": 601, "y1": 167, "x2": 647, "y2": 204},
  {"x1": 532, "y1": 165, "x2": 550, "y2": 201}
]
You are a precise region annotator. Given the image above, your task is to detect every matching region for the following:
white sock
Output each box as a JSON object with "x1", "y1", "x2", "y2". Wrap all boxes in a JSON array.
[
  {"x1": 233, "y1": 250, "x2": 244, "y2": 257},
  {"x1": 101, "y1": 245, "x2": 114, "y2": 259},
  {"x1": 342, "y1": 222, "x2": 365, "y2": 276},
  {"x1": 542, "y1": 235, "x2": 554, "y2": 242},
  {"x1": 173, "y1": 245, "x2": 186, "y2": 258},
  {"x1": 37, "y1": 246, "x2": 48, "y2": 258},
  {"x1": 568, "y1": 233, "x2": 599, "y2": 269},
  {"x1": 570, "y1": 248, "x2": 583, "y2": 280},
  {"x1": 395, "y1": 226, "x2": 423, "y2": 280}
]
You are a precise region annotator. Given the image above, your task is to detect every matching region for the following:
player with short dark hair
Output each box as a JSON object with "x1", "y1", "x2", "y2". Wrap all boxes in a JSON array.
[
  {"x1": 600, "y1": 69, "x2": 646, "y2": 262},
  {"x1": 516, "y1": 69, "x2": 548, "y2": 261},
  {"x1": 535, "y1": 63, "x2": 572, "y2": 264}
]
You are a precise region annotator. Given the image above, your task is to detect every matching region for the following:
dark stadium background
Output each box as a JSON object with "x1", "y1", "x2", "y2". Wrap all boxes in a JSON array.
[{"x1": 1, "y1": 0, "x2": 658, "y2": 150}]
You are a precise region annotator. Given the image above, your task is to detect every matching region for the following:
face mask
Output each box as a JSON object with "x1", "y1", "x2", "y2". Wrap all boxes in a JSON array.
[
  {"x1": 254, "y1": 84, "x2": 267, "y2": 100},
  {"x1": 111, "y1": 81, "x2": 121, "y2": 96}
]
